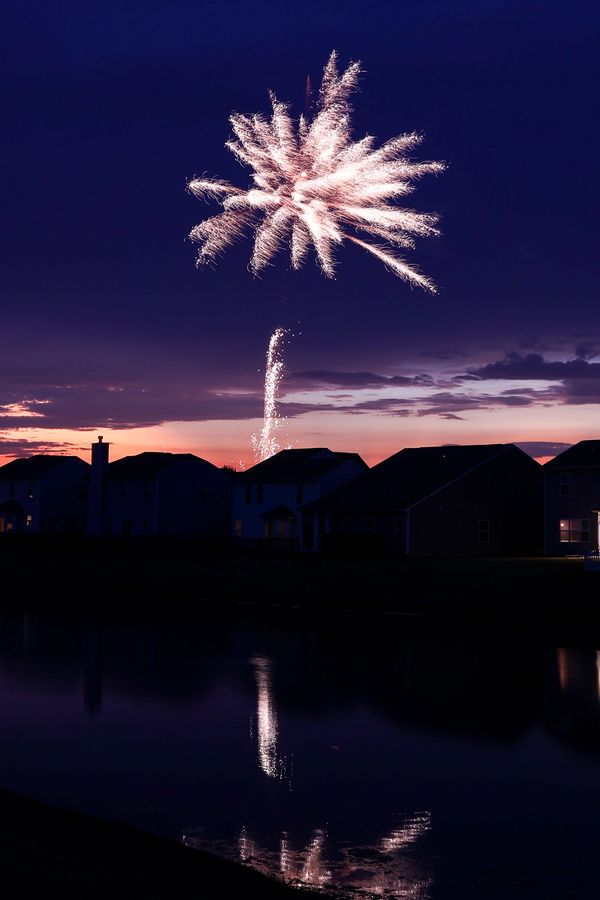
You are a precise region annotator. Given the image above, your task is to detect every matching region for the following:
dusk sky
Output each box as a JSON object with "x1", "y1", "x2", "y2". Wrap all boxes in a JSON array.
[{"x1": 3, "y1": 0, "x2": 598, "y2": 468}]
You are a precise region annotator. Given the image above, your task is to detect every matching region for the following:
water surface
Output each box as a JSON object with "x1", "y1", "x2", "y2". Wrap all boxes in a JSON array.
[{"x1": 0, "y1": 606, "x2": 599, "y2": 898}]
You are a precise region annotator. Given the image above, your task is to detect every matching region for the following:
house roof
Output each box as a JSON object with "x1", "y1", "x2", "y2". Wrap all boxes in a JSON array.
[
  {"x1": 305, "y1": 443, "x2": 531, "y2": 513},
  {"x1": 0, "y1": 455, "x2": 86, "y2": 479},
  {"x1": 259, "y1": 504, "x2": 297, "y2": 521},
  {"x1": 108, "y1": 452, "x2": 219, "y2": 479},
  {"x1": 543, "y1": 440, "x2": 600, "y2": 469},
  {"x1": 236, "y1": 448, "x2": 366, "y2": 484}
]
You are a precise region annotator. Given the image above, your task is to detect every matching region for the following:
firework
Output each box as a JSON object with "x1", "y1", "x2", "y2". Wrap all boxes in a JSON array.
[
  {"x1": 189, "y1": 51, "x2": 445, "y2": 291},
  {"x1": 251, "y1": 327, "x2": 287, "y2": 461}
]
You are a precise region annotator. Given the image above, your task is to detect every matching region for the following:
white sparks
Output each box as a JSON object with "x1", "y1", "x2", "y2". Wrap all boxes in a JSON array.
[
  {"x1": 251, "y1": 327, "x2": 288, "y2": 462},
  {"x1": 188, "y1": 51, "x2": 445, "y2": 290}
]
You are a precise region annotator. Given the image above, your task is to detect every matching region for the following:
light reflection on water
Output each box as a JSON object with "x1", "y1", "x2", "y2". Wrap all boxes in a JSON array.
[{"x1": 186, "y1": 813, "x2": 432, "y2": 899}]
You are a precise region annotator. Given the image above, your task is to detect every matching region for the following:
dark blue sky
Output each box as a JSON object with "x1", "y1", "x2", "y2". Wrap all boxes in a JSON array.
[{"x1": 2, "y1": 0, "x2": 599, "y2": 464}]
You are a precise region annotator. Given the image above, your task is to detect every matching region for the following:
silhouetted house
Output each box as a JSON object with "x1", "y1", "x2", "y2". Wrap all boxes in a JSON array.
[
  {"x1": 233, "y1": 448, "x2": 367, "y2": 549},
  {"x1": 87, "y1": 438, "x2": 231, "y2": 537},
  {"x1": 305, "y1": 443, "x2": 543, "y2": 556},
  {"x1": 543, "y1": 440, "x2": 600, "y2": 555},
  {"x1": 0, "y1": 455, "x2": 89, "y2": 534}
]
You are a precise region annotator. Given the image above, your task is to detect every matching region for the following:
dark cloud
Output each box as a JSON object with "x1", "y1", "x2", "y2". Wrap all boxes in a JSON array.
[
  {"x1": 465, "y1": 352, "x2": 600, "y2": 382},
  {"x1": 289, "y1": 371, "x2": 434, "y2": 388},
  {"x1": 575, "y1": 341, "x2": 599, "y2": 361},
  {"x1": 0, "y1": 438, "x2": 86, "y2": 458}
]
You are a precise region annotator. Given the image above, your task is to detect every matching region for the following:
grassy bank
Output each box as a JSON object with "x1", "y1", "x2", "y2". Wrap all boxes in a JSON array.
[
  {"x1": 0, "y1": 535, "x2": 595, "y2": 625},
  {"x1": 0, "y1": 787, "x2": 322, "y2": 900}
]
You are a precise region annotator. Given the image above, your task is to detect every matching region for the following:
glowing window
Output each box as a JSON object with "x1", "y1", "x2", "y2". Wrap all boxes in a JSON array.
[
  {"x1": 26, "y1": 515, "x2": 32, "y2": 527},
  {"x1": 560, "y1": 519, "x2": 590, "y2": 543}
]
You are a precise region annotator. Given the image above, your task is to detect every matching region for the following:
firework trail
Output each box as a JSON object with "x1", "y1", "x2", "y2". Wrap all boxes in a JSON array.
[
  {"x1": 189, "y1": 51, "x2": 445, "y2": 291},
  {"x1": 251, "y1": 327, "x2": 288, "y2": 461}
]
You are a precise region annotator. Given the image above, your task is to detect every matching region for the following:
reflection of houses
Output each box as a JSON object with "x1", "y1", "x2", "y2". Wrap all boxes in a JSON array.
[
  {"x1": 88, "y1": 438, "x2": 232, "y2": 537},
  {"x1": 305, "y1": 443, "x2": 543, "y2": 555},
  {"x1": 0, "y1": 455, "x2": 89, "y2": 534},
  {"x1": 232, "y1": 449, "x2": 367, "y2": 549},
  {"x1": 543, "y1": 441, "x2": 600, "y2": 555},
  {"x1": 544, "y1": 647, "x2": 600, "y2": 753}
]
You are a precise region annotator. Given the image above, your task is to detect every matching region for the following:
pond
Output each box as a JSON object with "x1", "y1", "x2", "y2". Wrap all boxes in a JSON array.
[{"x1": 0, "y1": 605, "x2": 599, "y2": 899}]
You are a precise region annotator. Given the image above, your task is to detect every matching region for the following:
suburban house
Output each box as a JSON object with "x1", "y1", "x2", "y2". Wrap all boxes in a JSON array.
[
  {"x1": 304, "y1": 443, "x2": 543, "y2": 556},
  {"x1": 233, "y1": 448, "x2": 367, "y2": 549},
  {"x1": 87, "y1": 438, "x2": 232, "y2": 538},
  {"x1": 543, "y1": 440, "x2": 600, "y2": 555},
  {"x1": 0, "y1": 455, "x2": 90, "y2": 534}
]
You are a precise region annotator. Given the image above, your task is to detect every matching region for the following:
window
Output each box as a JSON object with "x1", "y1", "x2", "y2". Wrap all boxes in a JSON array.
[
  {"x1": 394, "y1": 517, "x2": 405, "y2": 545},
  {"x1": 296, "y1": 483, "x2": 304, "y2": 505},
  {"x1": 560, "y1": 519, "x2": 590, "y2": 543},
  {"x1": 245, "y1": 485, "x2": 252, "y2": 504},
  {"x1": 256, "y1": 484, "x2": 264, "y2": 504},
  {"x1": 478, "y1": 519, "x2": 490, "y2": 543},
  {"x1": 234, "y1": 519, "x2": 242, "y2": 538},
  {"x1": 559, "y1": 472, "x2": 571, "y2": 496},
  {"x1": 365, "y1": 517, "x2": 375, "y2": 534},
  {"x1": 26, "y1": 515, "x2": 32, "y2": 528},
  {"x1": 27, "y1": 482, "x2": 34, "y2": 500}
]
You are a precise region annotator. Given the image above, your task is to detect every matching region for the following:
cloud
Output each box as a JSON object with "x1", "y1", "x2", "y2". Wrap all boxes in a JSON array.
[
  {"x1": 289, "y1": 370, "x2": 434, "y2": 388},
  {"x1": 465, "y1": 351, "x2": 600, "y2": 383}
]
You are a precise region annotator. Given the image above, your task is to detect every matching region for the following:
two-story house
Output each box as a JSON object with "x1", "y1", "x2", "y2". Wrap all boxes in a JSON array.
[
  {"x1": 543, "y1": 440, "x2": 600, "y2": 555},
  {"x1": 305, "y1": 443, "x2": 543, "y2": 555},
  {"x1": 0, "y1": 455, "x2": 90, "y2": 534},
  {"x1": 87, "y1": 439, "x2": 232, "y2": 538},
  {"x1": 233, "y1": 448, "x2": 367, "y2": 549}
]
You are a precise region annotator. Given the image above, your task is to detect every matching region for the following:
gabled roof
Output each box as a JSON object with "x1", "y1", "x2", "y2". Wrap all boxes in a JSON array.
[
  {"x1": 108, "y1": 451, "x2": 218, "y2": 479},
  {"x1": 259, "y1": 504, "x2": 297, "y2": 521},
  {"x1": 306, "y1": 443, "x2": 535, "y2": 513},
  {"x1": 0, "y1": 455, "x2": 87, "y2": 479},
  {"x1": 543, "y1": 440, "x2": 600, "y2": 469},
  {"x1": 236, "y1": 448, "x2": 366, "y2": 484}
]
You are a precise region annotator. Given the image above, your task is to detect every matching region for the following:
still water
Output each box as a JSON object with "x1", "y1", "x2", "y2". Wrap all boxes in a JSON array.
[{"x1": 0, "y1": 606, "x2": 599, "y2": 899}]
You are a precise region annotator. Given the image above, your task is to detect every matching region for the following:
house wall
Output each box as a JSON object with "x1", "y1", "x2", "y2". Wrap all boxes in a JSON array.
[
  {"x1": 409, "y1": 450, "x2": 543, "y2": 556},
  {"x1": 106, "y1": 462, "x2": 231, "y2": 537},
  {"x1": 544, "y1": 468, "x2": 600, "y2": 555}
]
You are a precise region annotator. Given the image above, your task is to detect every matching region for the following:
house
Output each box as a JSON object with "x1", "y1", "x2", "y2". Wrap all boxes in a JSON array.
[
  {"x1": 87, "y1": 438, "x2": 232, "y2": 537},
  {"x1": 233, "y1": 448, "x2": 367, "y2": 549},
  {"x1": 0, "y1": 455, "x2": 90, "y2": 534},
  {"x1": 543, "y1": 440, "x2": 600, "y2": 555},
  {"x1": 304, "y1": 443, "x2": 543, "y2": 556}
]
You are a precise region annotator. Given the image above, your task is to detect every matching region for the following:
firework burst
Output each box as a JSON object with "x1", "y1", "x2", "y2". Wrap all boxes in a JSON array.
[{"x1": 188, "y1": 51, "x2": 445, "y2": 291}]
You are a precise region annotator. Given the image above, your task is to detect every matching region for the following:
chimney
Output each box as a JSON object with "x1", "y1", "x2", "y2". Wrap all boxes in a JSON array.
[{"x1": 87, "y1": 436, "x2": 110, "y2": 536}]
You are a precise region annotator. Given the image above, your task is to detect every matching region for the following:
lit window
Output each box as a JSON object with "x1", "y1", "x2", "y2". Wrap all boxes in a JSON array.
[
  {"x1": 560, "y1": 518, "x2": 590, "y2": 543},
  {"x1": 559, "y1": 472, "x2": 571, "y2": 496},
  {"x1": 26, "y1": 515, "x2": 32, "y2": 527},
  {"x1": 478, "y1": 519, "x2": 490, "y2": 543}
]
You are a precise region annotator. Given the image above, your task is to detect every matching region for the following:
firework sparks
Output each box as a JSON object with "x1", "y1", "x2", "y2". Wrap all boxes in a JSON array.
[
  {"x1": 251, "y1": 328, "x2": 288, "y2": 462},
  {"x1": 189, "y1": 51, "x2": 445, "y2": 291}
]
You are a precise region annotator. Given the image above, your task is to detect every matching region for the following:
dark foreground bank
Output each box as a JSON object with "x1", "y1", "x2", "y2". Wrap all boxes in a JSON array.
[
  {"x1": 0, "y1": 535, "x2": 596, "y2": 627},
  {"x1": 0, "y1": 787, "x2": 322, "y2": 900}
]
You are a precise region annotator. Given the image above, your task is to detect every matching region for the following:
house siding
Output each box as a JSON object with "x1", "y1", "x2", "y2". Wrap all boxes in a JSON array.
[{"x1": 544, "y1": 468, "x2": 600, "y2": 555}]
